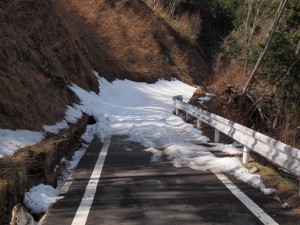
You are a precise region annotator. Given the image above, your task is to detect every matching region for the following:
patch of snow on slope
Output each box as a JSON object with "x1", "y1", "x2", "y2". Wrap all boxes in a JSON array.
[
  {"x1": 70, "y1": 74, "x2": 274, "y2": 194},
  {"x1": 0, "y1": 105, "x2": 84, "y2": 158},
  {"x1": 42, "y1": 105, "x2": 83, "y2": 134},
  {"x1": 43, "y1": 120, "x2": 68, "y2": 134},
  {"x1": 65, "y1": 105, "x2": 83, "y2": 123},
  {"x1": 0, "y1": 129, "x2": 43, "y2": 157}
]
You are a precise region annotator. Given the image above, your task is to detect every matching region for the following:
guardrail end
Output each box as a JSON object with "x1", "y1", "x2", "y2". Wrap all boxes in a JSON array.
[{"x1": 172, "y1": 95, "x2": 183, "y2": 102}]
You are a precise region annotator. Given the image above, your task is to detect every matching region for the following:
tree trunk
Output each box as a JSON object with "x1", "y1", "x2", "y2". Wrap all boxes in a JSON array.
[
  {"x1": 242, "y1": 0, "x2": 288, "y2": 95},
  {"x1": 244, "y1": 0, "x2": 265, "y2": 78}
]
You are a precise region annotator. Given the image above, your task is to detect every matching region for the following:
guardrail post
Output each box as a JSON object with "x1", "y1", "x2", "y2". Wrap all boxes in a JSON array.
[
  {"x1": 298, "y1": 178, "x2": 300, "y2": 196},
  {"x1": 197, "y1": 119, "x2": 201, "y2": 129},
  {"x1": 214, "y1": 129, "x2": 220, "y2": 142},
  {"x1": 175, "y1": 107, "x2": 179, "y2": 116},
  {"x1": 186, "y1": 112, "x2": 191, "y2": 121},
  {"x1": 242, "y1": 147, "x2": 250, "y2": 164},
  {"x1": 172, "y1": 95, "x2": 183, "y2": 117}
]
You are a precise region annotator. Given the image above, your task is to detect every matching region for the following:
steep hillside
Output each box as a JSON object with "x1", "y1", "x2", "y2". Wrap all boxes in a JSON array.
[
  {"x1": 0, "y1": 0, "x2": 98, "y2": 130},
  {"x1": 0, "y1": 0, "x2": 209, "y2": 131},
  {"x1": 54, "y1": 0, "x2": 209, "y2": 83}
]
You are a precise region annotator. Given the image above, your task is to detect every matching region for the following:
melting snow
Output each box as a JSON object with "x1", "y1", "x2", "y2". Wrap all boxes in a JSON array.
[
  {"x1": 24, "y1": 184, "x2": 63, "y2": 214},
  {"x1": 42, "y1": 105, "x2": 83, "y2": 134},
  {"x1": 0, "y1": 105, "x2": 84, "y2": 157},
  {"x1": 24, "y1": 124, "x2": 96, "y2": 214},
  {"x1": 23, "y1": 73, "x2": 275, "y2": 216},
  {"x1": 69, "y1": 73, "x2": 274, "y2": 194}
]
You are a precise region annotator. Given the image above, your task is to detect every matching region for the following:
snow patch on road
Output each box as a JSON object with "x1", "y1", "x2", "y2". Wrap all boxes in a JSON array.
[
  {"x1": 70, "y1": 73, "x2": 275, "y2": 195},
  {"x1": 144, "y1": 147, "x2": 163, "y2": 162}
]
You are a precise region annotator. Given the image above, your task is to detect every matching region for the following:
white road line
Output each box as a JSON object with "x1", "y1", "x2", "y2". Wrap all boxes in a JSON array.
[
  {"x1": 214, "y1": 172, "x2": 279, "y2": 225},
  {"x1": 71, "y1": 137, "x2": 111, "y2": 225}
]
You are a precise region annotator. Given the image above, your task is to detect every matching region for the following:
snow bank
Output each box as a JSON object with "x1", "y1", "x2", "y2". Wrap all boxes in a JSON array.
[
  {"x1": 22, "y1": 73, "x2": 275, "y2": 216},
  {"x1": 24, "y1": 184, "x2": 63, "y2": 214},
  {"x1": 69, "y1": 74, "x2": 274, "y2": 194},
  {"x1": 24, "y1": 124, "x2": 96, "y2": 214},
  {"x1": 43, "y1": 120, "x2": 68, "y2": 134}
]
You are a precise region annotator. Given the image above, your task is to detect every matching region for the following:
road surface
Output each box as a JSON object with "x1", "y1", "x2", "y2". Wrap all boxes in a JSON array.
[{"x1": 40, "y1": 136, "x2": 299, "y2": 225}]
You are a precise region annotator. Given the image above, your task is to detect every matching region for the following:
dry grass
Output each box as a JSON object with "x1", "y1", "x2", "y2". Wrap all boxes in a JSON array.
[
  {"x1": 171, "y1": 12, "x2": 201, "y2": 46},
  {"x1": 244, "y1": 159, "x2": 300, "y2": 211},
  {"x1": 0, "y1": 0, "x2": 98, "y2": 130},
  {"x1": 0, "y1": 0, "x2": 209, "y2": 130},
  {"x1": 280, "y1": 107, "x2": 300, "y2": 149},
  {"x1": 144, "y1": 0, "x2": 202, "y2": 46},
  {"x1": 209, "y1": 61, "x2": 247, "y2": 94},
  {"x1": 144, "y1": 0, "x2": 181, "y2": 18},
  {"x1": 57, "y1": 0, "x2": 209, "y2": 84}
]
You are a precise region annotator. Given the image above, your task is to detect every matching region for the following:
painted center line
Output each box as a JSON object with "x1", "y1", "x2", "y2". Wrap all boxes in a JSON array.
[
  {"x1": 214, "y1": 172, "x2": 279, "y2": 225},
  {"x1": 71, "y1": 137, "x2": 111, "y2": 225}
]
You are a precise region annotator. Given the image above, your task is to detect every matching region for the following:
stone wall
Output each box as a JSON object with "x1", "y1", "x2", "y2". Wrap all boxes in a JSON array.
[{"x1": 0, "y1": 114, "x2": 89, "y2": 223}]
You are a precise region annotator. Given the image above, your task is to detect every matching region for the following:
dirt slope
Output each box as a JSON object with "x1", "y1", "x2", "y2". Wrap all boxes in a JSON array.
[
  {"x1": 54, "y1": 0, "x2": 210, "y2": 83},
  {"x1": 0, "y1": 0, "x2": 209, "y2": 131},
  {"x1": 0, "y1": 0, "x2": 98, "y2": 130}
]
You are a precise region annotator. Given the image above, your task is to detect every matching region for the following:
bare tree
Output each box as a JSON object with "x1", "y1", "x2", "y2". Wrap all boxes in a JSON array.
[
  {"x1": 244, "y1": 0, "x2": 265, "y2": 78},
  {"x1": 242, "y1": 0, "x2": 288, "y2": 95}
]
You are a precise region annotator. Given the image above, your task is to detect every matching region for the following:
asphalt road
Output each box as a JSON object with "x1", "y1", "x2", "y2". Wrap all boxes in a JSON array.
[{"x1": 40, "y1": 136, "x2": 300, "y2": 225}]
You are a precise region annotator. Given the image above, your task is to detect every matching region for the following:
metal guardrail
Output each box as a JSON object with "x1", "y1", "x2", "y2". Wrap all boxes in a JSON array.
[{"x1": 173, "y1": 96, "x2": 300, "y2": 182}]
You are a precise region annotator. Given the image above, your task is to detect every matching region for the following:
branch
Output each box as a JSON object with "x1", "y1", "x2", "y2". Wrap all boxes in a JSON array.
[{"x1": 275, "y1": 57, "x2": 300, "y2": 87}]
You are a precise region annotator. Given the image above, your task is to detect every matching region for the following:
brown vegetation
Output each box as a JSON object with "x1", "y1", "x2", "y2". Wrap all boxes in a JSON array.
[
  {"x1": 0, "y1": 0, "x2": 99, "y2": 130},
  {"x1": 55, "y1": 0, "x2": 209, "y2": 84},
  {"x1": 144, "y1": 0, "x2": 202, "y2": 46},
  {"x1": 0, "y1": 115, "x2": 89, "y2": 224},
  {"x1": 244, "y1": 156, "x2": 300, "y2": 214},
  {"x1": 207, "y1": 59, "x2": 300, "y2": 149},
  {"x1": 0, "y1": 0, "x2": 209, "y2": 131}
]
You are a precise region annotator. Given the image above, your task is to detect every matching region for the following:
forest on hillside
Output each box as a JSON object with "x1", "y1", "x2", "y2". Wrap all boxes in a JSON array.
[
  {"x1": 206, "y1": 0, "x2": 299, "y2": 147},
  {"x1": 147, "y1": 0, "x2": 299, "y2": 147}
]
